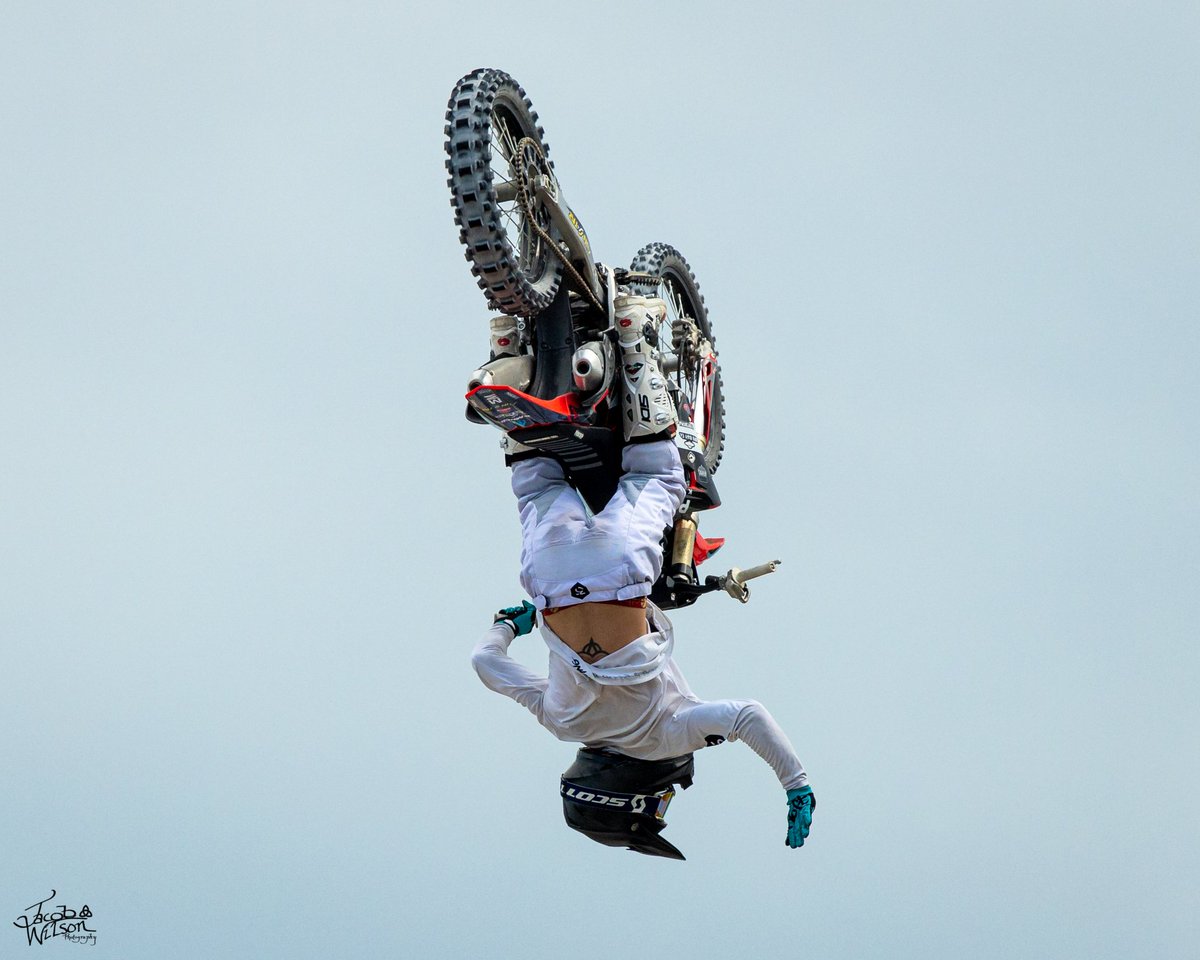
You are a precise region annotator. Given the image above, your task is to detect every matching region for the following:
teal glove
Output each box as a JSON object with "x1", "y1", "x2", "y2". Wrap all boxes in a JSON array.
[
  {"x1": 493, "y1": 600, "x2": 537, "y2": 637},
  {"x1": 785, "y1": 785, "x2": 815, "y2": 848}
]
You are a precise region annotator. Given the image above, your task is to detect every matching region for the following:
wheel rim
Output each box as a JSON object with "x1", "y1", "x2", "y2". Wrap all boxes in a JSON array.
[{"x1": 489, "y1": 100, "x2": 554, "y2": 287}]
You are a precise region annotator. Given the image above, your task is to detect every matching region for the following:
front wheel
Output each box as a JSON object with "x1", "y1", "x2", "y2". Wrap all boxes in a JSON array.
[{"x1": 628, "y1": 243, "x2": 726, "y2": 474}]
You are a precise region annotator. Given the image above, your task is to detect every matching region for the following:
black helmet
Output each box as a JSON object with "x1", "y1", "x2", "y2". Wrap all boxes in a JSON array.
[{"x1": 560, "y1": 748, "x2": 695, "y2": 860}]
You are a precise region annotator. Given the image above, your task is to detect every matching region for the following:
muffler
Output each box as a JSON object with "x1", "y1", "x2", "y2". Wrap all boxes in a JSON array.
[{"x1": 571, "y1": 342, "x2": 607, "y2": 393}]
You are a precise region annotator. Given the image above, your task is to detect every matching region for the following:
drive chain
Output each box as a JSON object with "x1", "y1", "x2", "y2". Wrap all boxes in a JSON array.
[{"x1": 512, "y1": 137, "x2": 607, "y2": 317}]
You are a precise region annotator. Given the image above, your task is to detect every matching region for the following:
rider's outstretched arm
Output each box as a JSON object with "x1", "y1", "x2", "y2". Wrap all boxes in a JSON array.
[
  {"x1": 673, "y1": 697, "x2": 815, "y2": 847},
  {"x1": 676, "y1": 698, "x2": 808, "y2": 789},
  {"x1": 470, "y1": 606, "x2": 547, "y2": 720}
]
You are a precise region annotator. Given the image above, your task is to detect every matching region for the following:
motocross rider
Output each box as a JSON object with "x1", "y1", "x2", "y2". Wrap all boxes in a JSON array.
[{"x1": 470, "y1": 294, "x2": 815, "y2": 859}]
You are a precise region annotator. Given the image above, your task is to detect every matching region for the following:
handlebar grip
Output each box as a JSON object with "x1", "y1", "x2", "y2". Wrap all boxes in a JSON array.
[{"x1": 731, "y1": 560, "x2": 781, "y2": 584}]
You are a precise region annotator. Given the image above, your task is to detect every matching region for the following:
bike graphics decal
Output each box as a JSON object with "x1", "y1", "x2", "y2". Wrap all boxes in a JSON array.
[
  {"x1": 466, "y1": 385, "x2": 582, "y2": 431},
  {"x1": 566, "y1": 208, "x2": 591, "y2": 257}
]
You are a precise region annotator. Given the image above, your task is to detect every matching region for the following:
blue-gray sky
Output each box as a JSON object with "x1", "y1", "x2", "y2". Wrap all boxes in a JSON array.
[{"x1": 2, "y1": 2, "x2": 1196, "y2": 957}]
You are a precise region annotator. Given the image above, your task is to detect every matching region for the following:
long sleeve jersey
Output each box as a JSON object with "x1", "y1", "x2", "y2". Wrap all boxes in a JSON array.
[{"x1": 471, "y1": 604, "x2": 808, "y2": 791}]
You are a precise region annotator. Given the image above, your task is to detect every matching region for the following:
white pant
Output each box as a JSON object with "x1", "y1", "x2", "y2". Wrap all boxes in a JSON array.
[{"x1": 512, "y1": 441, "x2": 686, "y2": 610}]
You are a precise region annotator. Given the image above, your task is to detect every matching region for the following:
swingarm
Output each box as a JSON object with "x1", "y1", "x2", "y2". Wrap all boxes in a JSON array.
[{"x1": 494, "y1": 138, "x2": 607, "y2": 316}]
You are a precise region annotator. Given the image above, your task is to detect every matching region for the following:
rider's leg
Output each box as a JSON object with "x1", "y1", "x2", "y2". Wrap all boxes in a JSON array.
[
  {"x1": 467, "y1": 316, "x2": 531, "y2": 391},
  {"x1": 614, "y1": 439, "x2": 687, "y2": 581},
  {"x1": 617, "y1": 438, "x2": 687, "y2": 514},
  {"x1": 511, "y1": 456, "x2": 583, "y2": 525},
  {"x1": 489, "y1": 315, "x2": 519, "y2": 359},
  {"x1": 614, "y1": 295, "x2": 677, "y2": 443},
  {"x1": 513, "y1": 440, "x2": 684, "y2": 610},
  {"x1": 514, "y1": 440, "x2": 681, "y2": 537},
  {"x1": 512, "y1": 455, "x2": 606, "y2": 610},
  {"x1": 469, "y1": 315, "x2": 538, "y2": 461}
]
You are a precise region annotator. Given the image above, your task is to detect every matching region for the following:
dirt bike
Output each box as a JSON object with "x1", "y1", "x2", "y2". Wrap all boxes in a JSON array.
[{"x1": 444, "y1": 67, "x2": 777, "y2": 609}]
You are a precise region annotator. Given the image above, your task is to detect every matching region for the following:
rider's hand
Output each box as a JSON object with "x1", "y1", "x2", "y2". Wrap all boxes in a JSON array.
[
  {"x1": 493, "y1": 600, "x2": 537, "y2": 637},
  {"x1": 785, "y1": 785, "x2": 815, "y2": 848}
]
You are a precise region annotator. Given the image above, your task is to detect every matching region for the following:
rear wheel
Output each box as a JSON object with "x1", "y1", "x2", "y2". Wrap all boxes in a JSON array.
[
  {"x1": 629, "y1": 243, "x2": 726, "y2": 474},
  {"x1": 444, "y1": 68, "x2": 563, "y2": 318}
]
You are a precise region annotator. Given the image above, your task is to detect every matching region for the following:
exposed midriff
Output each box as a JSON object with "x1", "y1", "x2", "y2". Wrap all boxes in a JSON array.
[{"x1": 542, "y1": 599, "x2": 650, "y2": 663}]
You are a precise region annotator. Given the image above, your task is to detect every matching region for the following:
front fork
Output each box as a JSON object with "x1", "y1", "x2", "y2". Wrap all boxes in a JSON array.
[{"x1": 669, "y1": 516, "x2": 699, "y2": 584}]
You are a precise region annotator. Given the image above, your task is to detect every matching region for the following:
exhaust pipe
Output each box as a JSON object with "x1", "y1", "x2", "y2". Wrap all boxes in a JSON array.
[
  {"x1": 572, "y1": 342, "x2": 607, "y2": 393},
  {"x1": 467, "y1": 355, "x2": 534, "y2": 392}
]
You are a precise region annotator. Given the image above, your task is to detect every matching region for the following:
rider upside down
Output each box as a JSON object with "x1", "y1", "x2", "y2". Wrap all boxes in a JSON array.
[{"x1": 470, "y1": 294, "x2": 815, "y2": 859}]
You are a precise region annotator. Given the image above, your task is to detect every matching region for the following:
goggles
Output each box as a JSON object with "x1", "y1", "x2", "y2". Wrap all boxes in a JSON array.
[{"x1": 560, "y1": 778, "x2": 675, "y2": 821}]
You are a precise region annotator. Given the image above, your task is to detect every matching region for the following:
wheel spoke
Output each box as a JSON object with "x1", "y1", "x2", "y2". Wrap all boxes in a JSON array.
[
  {"x1": 492, "y1": 115, "x2": 518, "y2": 164},
  {"x1": 486, "y1": 113, "x2": 552, "y2": 279},
  {"x1": 658, "y1": 276, "x2": 704, "y2": 435}
]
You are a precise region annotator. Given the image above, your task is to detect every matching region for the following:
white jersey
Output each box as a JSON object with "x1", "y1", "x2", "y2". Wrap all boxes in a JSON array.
[{"x1": 471, "y1": 603, "x2": 808, "y2": 791}]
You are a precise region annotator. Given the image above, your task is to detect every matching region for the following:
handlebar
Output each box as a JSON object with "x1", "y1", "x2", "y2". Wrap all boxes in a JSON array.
[
  {"x1": 654, "y1": 558, "x2": 783, "y2": 610},
  {"x1": 716, "y1": 560, "x2": 782, "y2": 603}
]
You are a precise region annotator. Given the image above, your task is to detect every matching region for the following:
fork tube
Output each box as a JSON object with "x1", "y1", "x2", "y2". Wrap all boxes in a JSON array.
[
  {"x1": 669, "y1": 517, "x2": 698, "y2": 584},
  {"x1": 691, "y1": 359, "x2": 714, "y2": 449}
]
